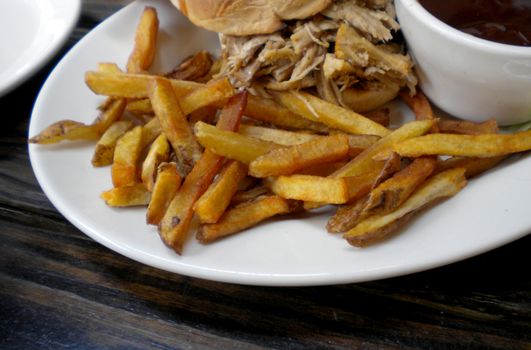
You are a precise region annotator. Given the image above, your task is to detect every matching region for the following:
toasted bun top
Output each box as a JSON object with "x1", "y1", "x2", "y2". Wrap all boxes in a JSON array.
[{"x1": 172, "y1": 0, "x2": 332, "y2": 35}]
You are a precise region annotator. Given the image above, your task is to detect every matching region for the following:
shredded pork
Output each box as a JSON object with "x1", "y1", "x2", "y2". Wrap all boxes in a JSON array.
[{"x1": 217, "y1": 0, "x2": 416, "y2": 101}]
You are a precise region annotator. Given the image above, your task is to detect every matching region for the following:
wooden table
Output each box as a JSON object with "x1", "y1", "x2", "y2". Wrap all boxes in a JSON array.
[{"x1": 1, "y1": 1, "x2": 530, "y2": 348}]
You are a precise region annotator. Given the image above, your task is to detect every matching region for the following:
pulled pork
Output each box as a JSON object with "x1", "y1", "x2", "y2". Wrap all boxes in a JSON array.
[{"x1": 217, "y1": 0, "x2": 417, "y2": 104}]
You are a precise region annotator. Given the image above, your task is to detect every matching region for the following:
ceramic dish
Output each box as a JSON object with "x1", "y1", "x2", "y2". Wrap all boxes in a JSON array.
[
  {"x1": 29, "y1": 0, "x2": 531, "y2": 286},
  {"x1": 0, "y1": 0, "x2": 81, "y2": 97}
]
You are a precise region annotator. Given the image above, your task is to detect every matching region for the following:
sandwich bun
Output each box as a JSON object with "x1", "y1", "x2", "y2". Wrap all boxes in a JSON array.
[{"x1": 172, "y1": 0, "x2": 332, "y2": 35}]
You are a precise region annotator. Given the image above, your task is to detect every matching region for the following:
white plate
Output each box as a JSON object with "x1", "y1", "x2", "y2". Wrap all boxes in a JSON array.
[
  {"x1": 29, "y1": 0, "x2": 531, "y2": 286},
  {"x1": 0, "y1": 0, "x2": 80, "y2": 96}
]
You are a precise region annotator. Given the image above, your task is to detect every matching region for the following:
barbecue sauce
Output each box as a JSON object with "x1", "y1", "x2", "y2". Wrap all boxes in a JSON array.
[{"x1": 418, "y1": 0, "x2": 531, "y2": 47}]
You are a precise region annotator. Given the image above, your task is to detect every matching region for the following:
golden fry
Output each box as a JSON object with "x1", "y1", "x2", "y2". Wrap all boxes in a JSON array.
[
  {"x1": 344, "y1": 168, "x2": 467, "y2": 247},
  {"x1": 438, "y1": 119, "x2": 499, "y2": 135},
  {"x1": 197, "y1": 196, "x2": 290, "y2": 243},
  {"x1": 399, "y1": 90, "x2": 439, "y2": 133},
  {"x1": 364, "y1": 156, "x2": 437, "y2": 216},
  {"x1": 239, "y1": 124, "x2": 318, "y2": 146},
  {"x1": 245, "y1": 95, "x2": 328, "y2": 132},
  {"x1": 194, "y1": 121, "x2": 282, "y2": 164},
  {"x1": 112, "y1": 126, "x2": 143, "y2": 187},
  {"x1": 149, "y1": 78, "x2": 202, "y2": 175},
  {"x1": 178, "y1": 78, "x2": 234, "y2": 115},
  {"x1": 141, "y1": 133, "x2": 170, "y2": 191},
  {"x1": 97, "y1": 62, "x2": 122, "y2": 74},
  {"x1": 298, "y1": 161, "x2": 347, "y2": 177},
  {"x1": 365, "y1": 107, "x2": 391, "y2": 127},
  {"x1": 268, "y1": 175, "x2": 372, "y2": 204},
  {"x1": 436, "y1": 155, "x2": 507, "y2": 178},
  {"x1": 92, "y1": 98, "x2": 127, "y2": 135},
  {"x1": 332, "y1": 119, "x2": 435, "y2": 178},
  {"x1": 126, "y1": 6, "x2": 159, "y2": 73},
  {"x1": 29, "y1": 120, "x2": 99, "y2": 144},
  {"x1": 273, "y1": 90, "x2": 390, "y2": 137},
  {"x1": 249, "y1": 135, "x2": 350, "y2": 178},
  {"x1": 141, "y1": 117, "x2": 162, "y2": 148},
  {"x1": 327, "y1": 198, "x2": 367, "y2": 233},
  {"x1": 231, "y1": 185, "x2": 270, "y2": 205},
  {"x1": 165, "y1": 51, "x2": 213, "y2": 81},
  {"x1": 146, "y1": 163, "x2": 182, "y2": 225},
  {"x1": 92, "y1": 120, "x2": 134, "y2": 167},
  {"x1": 127, "y1": 98, "x2": 153, "y2": 115},
  {"x1": 393, "y1": 131, "x2": 531, "y2": 158},
  {"x1": 342, "y1": 85, "x2": 399, "y2": 114},
  {"x1": 194, "y1": 161, "x2": 248, "y2": 224},
  {"x1": 100, "y1": 184, "x2": 151, "y2": 207}
]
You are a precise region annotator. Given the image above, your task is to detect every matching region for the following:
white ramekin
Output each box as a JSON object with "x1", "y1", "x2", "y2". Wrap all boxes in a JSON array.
[{"x1": 395, "y1": 0, "x2": 531, "y2": 125}]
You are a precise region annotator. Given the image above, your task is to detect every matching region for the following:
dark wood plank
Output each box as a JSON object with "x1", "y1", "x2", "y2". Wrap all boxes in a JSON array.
[{"x1": 0, "y1": 1, "x2": 529, "y2": 349}]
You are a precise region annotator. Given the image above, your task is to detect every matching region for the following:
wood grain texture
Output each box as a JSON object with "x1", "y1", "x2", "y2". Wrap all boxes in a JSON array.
[{"x1": 0, "y1": 1, "x2": 530, "y2": 349}]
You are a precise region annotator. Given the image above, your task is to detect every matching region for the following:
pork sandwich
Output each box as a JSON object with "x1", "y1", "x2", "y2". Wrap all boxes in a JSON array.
[{"x1": 171, "y1": 0, "x2": 417, "y2": 112}]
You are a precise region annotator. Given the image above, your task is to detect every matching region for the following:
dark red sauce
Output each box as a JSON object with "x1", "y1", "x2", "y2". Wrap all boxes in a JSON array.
[{"x1": 418, "y1": 0, "x2": 531, "y2": 46}]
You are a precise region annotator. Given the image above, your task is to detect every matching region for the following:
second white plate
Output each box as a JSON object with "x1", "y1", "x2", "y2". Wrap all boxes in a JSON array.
[{"x1": 0, "y1": 0, "x2": 80, "y2": 96}]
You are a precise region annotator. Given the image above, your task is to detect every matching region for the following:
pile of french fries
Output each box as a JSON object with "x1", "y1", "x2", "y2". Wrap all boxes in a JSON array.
[{"x1": 30, "y1": 7, "x2": 531, "y2": 254}]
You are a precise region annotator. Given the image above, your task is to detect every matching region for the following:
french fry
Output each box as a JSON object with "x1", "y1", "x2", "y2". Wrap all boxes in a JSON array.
[
  {"x1": 438, "y1": 119, "x2": 499, "y2": 135},
  {"x1": 96, "y1": 64, "x2": 123, "y2": 112},
  {"x1": 92, "y1": 120, "x2": 134, "y2": 167},
  {"x1": 97, "y1": 62, "x2": 122, "y2": 73},
  {"x1": 188, "y1": 106, "x2": 218, "y2": 125},
  {"x1": 239, "y1": 124, "x2": 318, "y2": 146},
  {"x1": 268, "y1": 175, "x2": 376, "y2": 204},
  {"x1": 273, "y1": 90, "x2": 390, "y2": 137},
  {"x1": 194, "y1": 161, "x2": 248, "y2": 223},
  {"x1": 436, "y1": 155, "x2": 507, "y2": 178},
  {"x1": 85, "y1": 71, "x2": 197, "y2": 98},
  {"x1": 158, "y1": 92, "x2": 247, "y2": 254},
  {"x1": 149, "y1": 78, "x2": 202, "y2": 175},
  {"x1": 249, "y1": 135, "x2": 350, "y2": 177},
  {"x1": 127, "y1": 98, "x2": 153, "y2": 115},
  {"x1": 298, "y1": 161, "x2": 347, "y2": 177},
  {"x1": 85, "y1": 71, "x2": 235, "y2": 111},
  {"x1": 100, "y1": 183, "x2": 151, "y2": 207},
  {"x1": 141, "y1": 117, "x2": 162, "y2": 148},
  {"x1": 197, "y1": 195, "x2": 291, "y2": 243},
  {"x1": 327, "y1": 153, "x2": 403, "y2": 232},
  {"x1": 304, "y1": 149, "x2": 402, "y2": 210},
  {"x1": 400, "y1": 91, "x2": 435, "y2": 120},
  {"x1": 146, "y1": 163, "x2": 182, "y2": 225},
  {"x1": 363, "y1": 156, "x2": 437, "y2": 217},
  {"x1": 112, "y1": 126, "x2": 143, "y2": 187},
  {"x1": 245, "y1": 95, "x2": 328, "y2": 132},
  {"x1": 393, "y1": 130, "x2": 531, "y2": 158},
  {"x1": 342, "y1": 85, "x2": 399, "y2": 114},
  {"x1": 126, "y1": 6, "x2": 159, "y2": 73},
  {"x1": 178, "y1": 78, "x2": 234, "y2": 115},
  {"x1": 141, "y1": 133, "x2": 170, "y2": 191},
  {"x1": 365, "y1": 107, "x2": 391, "y2": 127},
  {"x1": 331, "y1": 119, "x2": 435, "y2": 178},
  {"x1": 165, "y1": 51, "x2": 213, "y2": 81},
  {"x1": 324, "y1": 159, "x2": 400, "y2": 233},
  {"x1": 231, "y1": 185, "x2": 270, "y2": 205},
  {"x1": 92, "y1": 98, "x2": 127, "y2": 135},
  {"x1": 346, "y1": 134, "x2": 381, "y2": 158},
  {"x1": 327, "y1": 198, "x2": 367, "y2": 234},
  {"x1": 29, "y1": 120, "x2": 99, "y2": 144},
  {"x1": 344, "y1": 168, "x2": 467, "y2": 247},
  {"x1": 194, "y1": 121, "x2": 282, "y2": 164}
]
